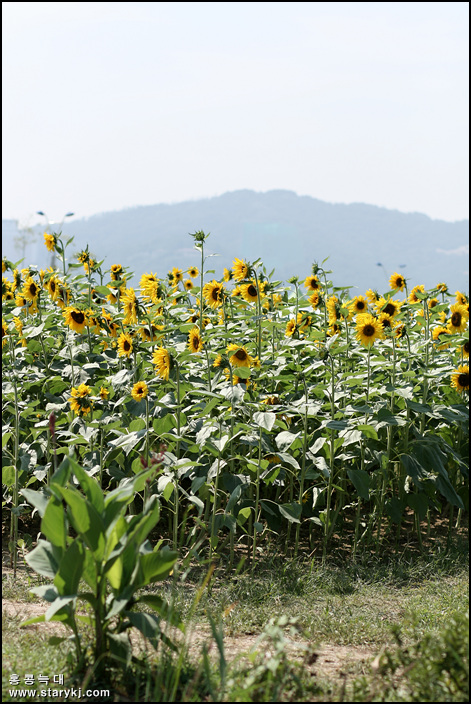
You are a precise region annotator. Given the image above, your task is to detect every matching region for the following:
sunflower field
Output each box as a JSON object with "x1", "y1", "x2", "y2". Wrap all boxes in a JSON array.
[{"x1": 2, "y1": 228, "x2": 469, "y2": 580}]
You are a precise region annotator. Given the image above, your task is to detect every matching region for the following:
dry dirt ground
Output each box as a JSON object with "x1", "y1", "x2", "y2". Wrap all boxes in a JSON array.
[{"x1": 2, "y1": 598, "x2": 374, "y2": 681}]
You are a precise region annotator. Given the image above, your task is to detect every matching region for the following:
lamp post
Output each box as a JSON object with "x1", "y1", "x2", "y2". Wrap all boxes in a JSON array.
[{"x1": 37, "y1": 211, "x2": 75, "y2": 269}]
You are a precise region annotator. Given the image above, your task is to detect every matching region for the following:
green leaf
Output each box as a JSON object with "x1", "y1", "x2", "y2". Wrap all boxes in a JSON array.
[
  {"x1": 21, "y1": 489, "x2": 50, "y2": 518},
  {"x1": 357, "y1": 424, "x2": 378, "y2": 440},
  {"x1": 279, "y1": 502, "x2": 302, "y2": 524},
  {"x1": 139, "y1": 595, "x2": 184, "y2": 630},
  {"x1": 347, "y1": 469, "x2": 371, "y2": 501},
  {"x1": 126, "y1": 611, "x2": 161, "y2": 649},
  {"x1": 253, "y1": 411, "x2": 276, "y2": 432},
  {"x1": 25, "y1": 539, "x2": 60, "y2": 579},
  {"x1": 55, "y1": 486, "x2": 105, "y2": 558},
  {"x1": 275, "y1": 431, "x2": 301, "y2": 451},
  {"x1": 41, "y1": 496, "x2": 66, "y2": 550},
  {"x1": 137, "y1": 548, "x2": 178, "y2": 587},
  {"x1": 54, "y1": 539, "x2": 85, "y2": 595}
]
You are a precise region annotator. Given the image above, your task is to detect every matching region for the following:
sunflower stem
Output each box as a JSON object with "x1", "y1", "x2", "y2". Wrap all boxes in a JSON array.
[
  {"x1": 295, "y1": 376, "x2": 308, "y2": 558},
  {"x1": 322, "y1": 354, "x2": 336, "y2": 565},
  {"x1": 252, "y1": 427, "x2": 263, "y2": 568}
]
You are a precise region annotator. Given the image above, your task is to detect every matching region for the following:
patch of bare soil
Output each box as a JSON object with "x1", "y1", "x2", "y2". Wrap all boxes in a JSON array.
[{"x1": 2, "y1": 599, "x2": 374, "y2": 680}]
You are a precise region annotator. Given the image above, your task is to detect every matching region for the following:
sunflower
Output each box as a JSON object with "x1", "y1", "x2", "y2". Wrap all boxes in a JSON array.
[
  {"x1": 69, "y1": 383, "x2": 93, "y2": 416},
  {"x1": 285, "y1": 319, "x2": 296, "y2": 337},
  {"x1": 122, "y1": 288, "x2": 139, "y2": 325},
  {"x1": 12, "y1": 269, "x2": 22, "y2": 292},
  {"x1": 187, "y1": 266, "x2": 199, "y2": 279},
  {"x1": 262, "y1": 395, "x2": 280, "y2": 406},
  {"x1": 56, "y1": 283, "x2": 71, "y2": 309},
  {"x1": 44, "y1": 232, "x2": 56, "y2": 252},
  {"x1": 377, "y1": 312, "x2": 397, "y2": 336},
  {"x1": 188, "y1": 327, "x2": 203, "y2": 353},
  {"x1": 408, "y1": 284, "x2": 426, "y2": 304},
  {"x1": 447, "y1": 304, "x2": 469, "y2": 334},
  {"x1": 462, "y1": 341, "x2": 469, "y2": 358},
  {"x1": 304, "y1": 274, "x2": 321, "y2": 291},
  {"x1": 227, "y1": 343, "x2": 253, "y2": 368},
  {"x1": 184, "y1": 279, "x2": 193, "y2": 291},
  {"x1": 99, "y1": 386, "x2": 109, "y2": 400},
  {"x1": 140, "y1": 272, "x2": 159, "y2": 297},
  {"x1": 203, "y1": 280, "x2": 225, "y2": 309},
  {"x1": 356, "y1": 314, "x2": 382, "y2": 347},
  {"x1": 350, "y1": 295, "x2": 368, "y2": 315},
  {"x1": 231, "y1": 286, "x2": 243, "y2": 298},
  {"x1": 309, "y1": 291, "x2": 322, "y2": 310},
  {"x1": 117, "y1": 332, "x2": 133, "y2": 358},
  {"x1": 432, "y1": 326, "x2": 452, "y2": 350},
  {"x1": 131, "y1": 381, "x2": 149, "y2": 402},
  {"x1": 22, "y1": 276, "x2": 40, "y2": 303},
  {"x1": 366, "y1": 289, "x2": 380, "y2": 305},
  {"x1": 455, "y1": 291, "x2": 468, "y2": 306},
  {"x1": 46, "y1": 275, "x2": 60, "y2": 302},
  {"x1": 376, "y1": 297, "x2": 402, "y2": 318},
  {"x1": 436, "y1": 282, "x2": 448, "y2": 294},
  {"x1": 389, "y1": 272, "x2": 406, "y2": 291},
  {"x1": 64, "y1": 307, "x2": 88, "y2": 334},
  {"x1": 232, "y1": 258, "x2": 249, "y2": 282},
  {"x1": 140, "y1": 322, "x2": 163, "y2": 342},
  {"x1": 428, "y1": 298, "x2": 439, "y2": 310},
  {"x1": 153, "y1": 347, "x2": 172, "y2": 380},
  {"x1": 326, "y1": 295, "x2": 340, "y2": 324},
  {"x1": 451, "y1": 365, "x2": 469, "y2": 394},
  {"x1": 223, "y1": 267, "x2": 232, "y2": 282},
  {"x1": 297, "y1": 312, "x2": 312, "y2": 333},
  {"x1": 110, "y1": 264, "x2": 124, "y2": 281},
  {"x1": 15, "y1": 293, "x2": 37, "y2": 312},
  {"x1": 240, "y1": 281, "x2": 259, "y2": 303},
  {"x1": 2, "y1": 319, "x2": 8, "y2": 348},
  {"x1": 171, "y1": 267, "x2": 183, "y2": 284}
]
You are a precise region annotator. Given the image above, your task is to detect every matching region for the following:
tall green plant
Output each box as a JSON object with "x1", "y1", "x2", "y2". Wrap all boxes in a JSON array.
[{"x1": 21, "y1": 456, "x2": 180, "y2": 672}]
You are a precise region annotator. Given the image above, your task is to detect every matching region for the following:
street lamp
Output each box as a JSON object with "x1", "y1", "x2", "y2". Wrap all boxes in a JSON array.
[{"x1": 37, "y1": 211, "x2": 75, "y2": 269}]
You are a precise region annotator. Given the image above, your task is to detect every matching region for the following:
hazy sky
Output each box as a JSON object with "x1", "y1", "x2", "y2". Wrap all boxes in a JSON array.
[{"x1": 2, "y1": 1, "x2": 469, "y2": 228}]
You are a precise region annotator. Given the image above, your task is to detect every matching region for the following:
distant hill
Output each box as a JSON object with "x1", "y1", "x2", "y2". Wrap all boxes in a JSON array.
[{"x1": 3, "y1": 190, "x2": 469, "y2": 293}]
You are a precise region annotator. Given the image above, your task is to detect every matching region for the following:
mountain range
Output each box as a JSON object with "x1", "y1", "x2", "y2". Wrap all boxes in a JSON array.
[{"x1": 3, "y1": 190, "x2": 469, "y2": 294}]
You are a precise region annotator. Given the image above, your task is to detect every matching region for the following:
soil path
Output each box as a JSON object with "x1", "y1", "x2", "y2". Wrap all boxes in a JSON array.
[{"x1": 3, "y1": 598, "x2": 374, "y2": 680}]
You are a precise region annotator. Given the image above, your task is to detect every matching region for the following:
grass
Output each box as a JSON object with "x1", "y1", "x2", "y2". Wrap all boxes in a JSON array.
[{"x1": 3, "y1": 533, "x2": 469, "y2": 701}]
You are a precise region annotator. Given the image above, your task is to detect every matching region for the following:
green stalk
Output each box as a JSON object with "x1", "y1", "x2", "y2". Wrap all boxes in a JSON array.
[
  {"x1": 295, "y1": 377, "x2": 309, "y2": 558},
  {"x1": 253, "y1": 268, "x2": 263, "y2": 360},
  {"x1": 322, "y1": 354, "x2": 336, "y2": 564},
  {"x1": 173, "y1": 363, "x2": 181, "y2": 551},
  {"x1": 376, "y1": 335, "x2": 397, "y2": 548},
  {"x1": 210, "y1": 431, "x2": 222, "y2": 561},
  {"x1": 353, "y1": 345, "x2": 372, "y2": 560},
  {"x1": 252, "y1": 427, "x2": 263, "y2": 566},
  {"x1": 11, "y1": 380, "x2": 20, "y2": 577},
  {"x1": 199, "y1": 243, "x2": 205, "y2": 334}
]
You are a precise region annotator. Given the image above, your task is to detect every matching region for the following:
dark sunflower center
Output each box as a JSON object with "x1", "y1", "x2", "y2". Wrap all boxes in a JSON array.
[
  {"x1": 235, "y1": 349, "x2": 247, "y2": 361},
  {"x1": 357, "y1": 301, "x2": 365, "y2": 310},
  {"x1": 123, "y1": 340, "x2": 131, "y2": 351},
  {"x1": 211, "y1": 288, "x2": 220, "y2": 301},
  {"x1": 71, "y1": 311, "x2": 85, "y2": 324},
  {"x1": 451, "y1": 312, "x2": 462, "y2": 326},
  {"x1": 50, "y1": 281, "x2": 56, "y2": 292},
  {"x1": 29, "y1": 283, "x2": 38, "y2": 296},
  {"x1": 363, "y1": 324, "x2": 375, "y2": 337},
  {"x1": 458, "y1": 373, "x2": 469, "y2": 387},
  {"x1": 395, "y1": 278, "x2": 403, "y2": 287},
  {"x1": 247, "y1": 285, "x2": 257, "y2": 297},
  {"x1": 464, "y1": 342, "x2": 470, "y2": 354},
  {"x1": 429, "y1": 299, "x2": 438, "y2": 308},
  {"x1": 384, "y1": 303, "x2": 395, "y2": 316}
]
